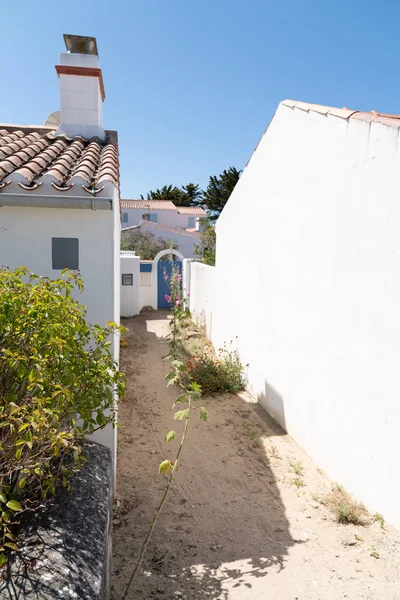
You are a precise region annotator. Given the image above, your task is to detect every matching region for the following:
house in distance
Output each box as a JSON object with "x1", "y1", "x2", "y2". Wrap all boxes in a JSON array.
[{"x1": 121, "y1": 199, "x2": 207, "y2": 258}]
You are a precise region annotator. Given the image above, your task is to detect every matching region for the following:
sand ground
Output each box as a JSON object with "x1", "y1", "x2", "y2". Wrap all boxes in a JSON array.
[{"x1": 112, "y1": 311, "x2": 400, "y2": 600}]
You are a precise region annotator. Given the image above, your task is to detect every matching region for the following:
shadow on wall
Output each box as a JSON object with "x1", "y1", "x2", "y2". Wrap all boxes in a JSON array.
[
  {"x1": 257, "y1": 380, "x2": 287, "y2": 433},
  {"x1": 112, "y1": 312, "x2": 298, "y2": 600}
]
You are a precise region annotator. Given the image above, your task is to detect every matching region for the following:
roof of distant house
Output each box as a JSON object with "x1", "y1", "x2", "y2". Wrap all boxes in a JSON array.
[
  {"x1": 121, "y1": 199, "x2": 207, "y2": 215},
  {"x1": 177, "y1": 206, "x2": 207, "y2": 215},
  {"x1": 120, "y1": 199, "x2": 176, "y2": 210},
  {"x1": 282, "y1": 99, "x2": 400, "y2": 129},
  {"x1": 0, "y1": 124, "x2": 119, "y2": 191}
]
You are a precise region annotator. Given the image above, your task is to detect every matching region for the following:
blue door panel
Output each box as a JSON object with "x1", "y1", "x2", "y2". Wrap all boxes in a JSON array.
[{"x1": 157, "y1": 260, "x2": 182, "y2": 309}]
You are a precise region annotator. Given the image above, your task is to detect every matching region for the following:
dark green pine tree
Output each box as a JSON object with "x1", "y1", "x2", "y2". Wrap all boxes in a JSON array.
[
  {"x1": 203, "y1": 167, "x2": 241, "y2": 219},
  {"x1": 181, "y1": 183, "x2": 203, "y2": 206},
  {"x1": 141, "y1": 183, "x2": 203, "y2": 207},
  {"x1": 141, "y1": 184, "x2": 186, "y2": 205}
]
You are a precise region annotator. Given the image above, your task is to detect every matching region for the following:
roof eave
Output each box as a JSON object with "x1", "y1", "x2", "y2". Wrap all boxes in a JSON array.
[{"x1": 0, "y1": 194, "x2": 114, "y2": 210}]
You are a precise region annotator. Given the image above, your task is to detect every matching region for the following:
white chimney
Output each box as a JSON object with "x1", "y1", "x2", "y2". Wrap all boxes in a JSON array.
[{"x1": 55, "y1": 34, "x2": 106, "y2": 141}]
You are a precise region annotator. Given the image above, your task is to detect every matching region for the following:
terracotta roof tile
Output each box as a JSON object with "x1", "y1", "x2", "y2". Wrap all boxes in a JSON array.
[
  {"x1": 0, "y1": 125, "x2": 119, "y2": 189},
  {"x1": 282, "y1": 99, "x2": 400, "y2": 128},
  {"x1": 177, "y1": 206, "x2": 207, "y2": 215},
  {"x1": 120, "y1": 199, "x2": 177, "y2": 210}
]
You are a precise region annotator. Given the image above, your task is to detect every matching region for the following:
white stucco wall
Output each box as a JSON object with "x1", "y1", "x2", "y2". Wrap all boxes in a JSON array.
[
  {"x1": 121, "y1": 207, "x2": 203, "y2": 230},
  {"x1": 140, "y1": 222, "x2": 199, "y2": 258},
  {"x1": 189, "y1": 262, "x2": 216, "y2": 339},
  {"x1": 0, "y1": 199, "x2": 120, "y2": 460},
  {"x1": 193, "y1": 103, "x2": 400, "y2": 528},
  {"x1": 120, "y1": 253, "x2": 140, "y2": 317}
]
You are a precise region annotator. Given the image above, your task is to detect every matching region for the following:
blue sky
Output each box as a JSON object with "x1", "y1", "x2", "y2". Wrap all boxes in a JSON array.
[{"x1": 1, "y1": 1, "x2": 399, "y2": 197}]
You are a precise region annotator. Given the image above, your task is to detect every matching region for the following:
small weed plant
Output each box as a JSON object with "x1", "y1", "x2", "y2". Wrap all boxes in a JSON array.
[
  {"x1": 186, "y1": 342, "x2": 247, "y2": 395},
  {"x1": 122, "y1": 264, "x2": 207, "y2": 598},
  {"x1": 291, "y1": 477, "x2": 305, "y2": 489},
  {"x1": 325, "y1": 484, "x2": 368, "y2": 525},
  {"x1": 374, "y1": 513, "x2": 385, "y2": 529},
  {"x1": 0, "y1": 267, "x2": 124, "y2": 567},
  {"x1": 289, "y1": 460, "x2": 304, "y2": 476}
]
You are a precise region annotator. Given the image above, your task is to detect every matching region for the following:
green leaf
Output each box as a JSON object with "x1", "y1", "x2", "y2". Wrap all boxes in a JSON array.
[
  {"x1": 6, "y1": 500, "x2": 22, "y2": 512},
  {"x1": 172, "y1": 395, "x2": 186, "y2": 407},
  {"x1": 165, "y1": 431, "x2": 176, "y2": 443},
  {"x1": 0, "y1": 553, "x2": 6, "y2": 568},
  {"x1": 0, "y1": 493, "x2": 6, "y2": 504},
  {"x1": 15, "y1": 447, "x2": 23, "y2": 460},
  {"x1": 166, "y1": 375, "x2": 178, "y2": 387},
  {"x1": 96, "y1": 412, "x2": 105, "y2": 426},
  {"x1": 200, "y1": 407, "x2": 209, "y2": 422},
  {"x1": 4, "y1": 542, "x2": 18, "y2": 551},
  {"x1": 174, "y1": 408, "x2": 190, "y2": 421},
  {"x1": 18, "y1": 478, "x2": 26, "y2": 490},
  {"x1": 17, "y1": 423, "x2": 30, "y2": 433},
  {"x1": 171, "y1": 360, "x2": 184, "y2": 370},
  {"x1": 159, "y1": 460, "x2": 174, "y2": 476}
]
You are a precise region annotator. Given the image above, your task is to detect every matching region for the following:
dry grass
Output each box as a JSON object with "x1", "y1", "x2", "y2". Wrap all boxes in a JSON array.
[
  {"x1": 249, "y1": 430, "x2": 262, "y2": 448},
  {"x1": 325, "y1": 485, "x2": 368, "y2": 525},
  {"x1": 179, "y1": 317, "x2": 214, "y2": 360},
  {"x1": 268, "y1": 444, "x2": 281, "y2": 459}
]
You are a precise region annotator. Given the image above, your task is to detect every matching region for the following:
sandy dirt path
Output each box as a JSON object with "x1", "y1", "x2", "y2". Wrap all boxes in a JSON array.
[{"x1": 112, "y1": 312, "x2": 400, "y2": 600}]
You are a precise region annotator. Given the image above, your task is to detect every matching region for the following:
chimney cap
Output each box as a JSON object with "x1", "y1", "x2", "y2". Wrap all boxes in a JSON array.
[{"x1": 63, "y1": 34, "x2": 99, "y2": 56}]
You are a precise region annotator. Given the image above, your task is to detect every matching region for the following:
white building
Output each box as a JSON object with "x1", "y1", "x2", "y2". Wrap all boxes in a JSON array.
[
  {"x1": 0, "y1": 34, "x2": 121, "y2": 459},
  {"x1": 121, "y1": 199, "x2": 206, "y2": 258},
  {"x1": 189, "y1": 99, "x2": 400, "y2": 528}
]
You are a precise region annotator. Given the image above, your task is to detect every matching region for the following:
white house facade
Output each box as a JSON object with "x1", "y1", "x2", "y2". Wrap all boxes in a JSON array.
[
  {"x1": 189, "y1": 99, "x2": 400, "y2": 528},
  {"x1": 121, "y1": 199, "x2": 206, "y2": 258},
  {"x1": 0, "y1": 35, "x2": 121, "y2": 460}
]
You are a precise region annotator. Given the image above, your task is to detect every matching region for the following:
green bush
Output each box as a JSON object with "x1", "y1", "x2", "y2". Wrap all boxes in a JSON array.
[
  {"x1": 0, "y1": 267, "x2": 125, "y2": 566},
  {"x1": 185, "y1": 345, "x2": 246, "y2": 395}
]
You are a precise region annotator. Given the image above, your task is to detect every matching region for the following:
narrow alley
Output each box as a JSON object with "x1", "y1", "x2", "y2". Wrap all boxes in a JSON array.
[{"x1": 112, "y1": 312, "x2": 400, "y2": 600}]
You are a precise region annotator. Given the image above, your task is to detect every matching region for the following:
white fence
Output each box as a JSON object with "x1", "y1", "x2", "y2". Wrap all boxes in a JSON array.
[
  {"x1": 120, "y1": 250, "x2": 187, "y2": 316},
  {"x1": 188, "y1": 262, "x2": 216, "y2": 338},
  {"x1": 120, "y1": 253, "x2": 140, "y2": 317}
]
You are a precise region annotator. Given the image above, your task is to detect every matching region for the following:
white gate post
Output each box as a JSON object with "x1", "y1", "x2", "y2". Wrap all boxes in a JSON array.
[
  {"x1": 120, "y1": 251, "x2": 140, "y2": 316},
  {"x1": 182, "y1": 259, "x2": 193, "y2": 311}
]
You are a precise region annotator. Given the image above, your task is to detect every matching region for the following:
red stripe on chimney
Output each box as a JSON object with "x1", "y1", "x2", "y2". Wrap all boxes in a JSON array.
[{"x1": 55, "y1": 65, "x2": 106, "y2": 101}]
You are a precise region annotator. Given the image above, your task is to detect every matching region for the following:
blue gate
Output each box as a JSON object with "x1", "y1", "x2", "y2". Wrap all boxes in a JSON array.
[{"x1": 157, "y1": 259, "x2": 182, "y2": 309}]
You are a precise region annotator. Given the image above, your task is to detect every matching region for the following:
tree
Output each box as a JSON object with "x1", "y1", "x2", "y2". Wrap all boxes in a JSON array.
[
  {"x1": 141, "y1": 183, "x2": 203, "y2": 207},
  {"x1": 182, "y1": 183, "x2": 203, "y2": 206},
  {"x1": 203, "y1": 167, "x2": 241, "y2": 219},
  {"x1": 121, "y1": 229, "x2": 177, "y2": 260},
  {"x1": 141, "y1": 185, "x2": 188, "y2": 206},
  {"x1": 194, "y1": 219, "x2": 216, "y2": 266}
]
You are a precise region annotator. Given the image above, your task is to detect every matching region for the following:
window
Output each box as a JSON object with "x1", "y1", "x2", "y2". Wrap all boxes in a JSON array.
[
  {"x1": 142, "y1": 213, "x2": 150, "y2": 221},
  {"x1": 52, "y1": 238, "x2": 79, "y2": 270},
  {"x1": 122, "y1": 212, "x2": 129, "y2": 225},
  {"x1": 150, "y1": 213, "x2": 158, "y2": 223},
  {"x1": 188, "y1": 216, "x2": 195, "y2": 228},
  {"x1": 122, "y1": 273, "x2": 133, "y2": 286}
]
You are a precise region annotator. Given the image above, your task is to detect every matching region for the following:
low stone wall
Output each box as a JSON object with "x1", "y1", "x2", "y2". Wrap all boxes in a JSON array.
[{"x1": 0, "y1": 442, "x2": 113, "y2": 599}]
